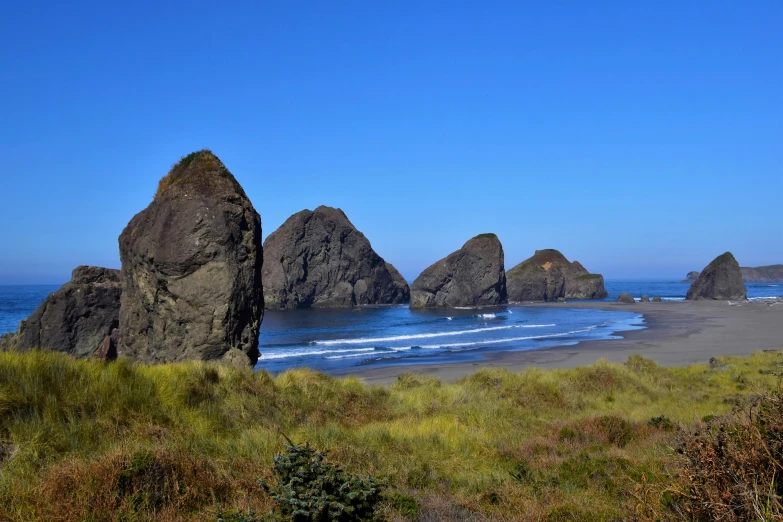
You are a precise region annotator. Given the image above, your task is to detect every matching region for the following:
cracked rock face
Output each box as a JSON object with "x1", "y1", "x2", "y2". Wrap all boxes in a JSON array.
[
  {"x1": 0, "y1": 266, "x2": 121, "y2": 356},
  {"x1": 686, "y1": 252, "x2": 747, "y2": 301},
  {"x1": 506, "y1": 249, "x2": 607, "y2": 302},
  {"x1": 118, "y1": 150, "x2": 263, "y2": 365},
  {"x1": 410, "y1": 234, "x2": 507, "y2": 308},
  {"x1": 262, "y1": 206, "x2": 409, "y2": 310}
]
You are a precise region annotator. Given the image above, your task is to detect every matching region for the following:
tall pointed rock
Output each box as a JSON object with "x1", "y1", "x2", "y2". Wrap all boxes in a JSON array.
[{"x1": 118, "y1": 150, "x2": 263, "y2": 365}]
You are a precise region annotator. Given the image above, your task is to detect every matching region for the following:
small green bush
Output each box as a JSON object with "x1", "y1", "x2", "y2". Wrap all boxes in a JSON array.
[
  {"x1": 261, "y1": 443, "x2": 385, "y2": 522},
  {"x1": 648, "y1": 415, "x2": 675, "y2": 431},
  {"x1": 510, "y1": 460, "x2": 534, "y2": 484},
  {"x1": 384, "y1": 492, "x2": 418, "y2": 518}
]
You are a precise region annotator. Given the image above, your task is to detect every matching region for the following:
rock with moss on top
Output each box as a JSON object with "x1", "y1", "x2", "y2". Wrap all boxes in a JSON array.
[
  {"x1": 262, "y1": 206, "x2": 409, "y2": 310},
  {"x1": 506, "y1": 249, "x2": 607, "y2": 302},
  {"x1": 686, "y1": 252, "x2": 747, "y2": 301},
  {"x1": 410, "y1": 234, "x2": 507, "y2": 308},
  {"x1": 118, "y1": 150, "x2": 263, "y2": 366}
]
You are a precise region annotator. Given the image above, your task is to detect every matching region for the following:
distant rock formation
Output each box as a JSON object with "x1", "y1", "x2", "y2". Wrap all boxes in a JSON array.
[
  {"x1": 652, "y1": 296, "x2": 663, "y2": 302},
  {"x1": 686, "y1": 252, "x2": 747, "y2": 301},
  {"x1": 410, "y1": 234, "x2": 506, "y2": 308},
  {"x1": 506, "y1": 249, "x2": 607, "y2": 302},
  {"x1": 262, "y1": 206, "x2": 409, "y2": 309},
  {"x1": 640, "y1": 295, "x2": 650, "y2": 302},
  {"x1": 617, "y1": 293, "x2": 635, "y2": 304},
  {"x1": 684, "y1": 265, "x2": 783, "y2": 283},
  {"x1": 0, "y1": 266, "x2": 121, "y2": 357},
  {"x1": 740, "y1": 265, "x2": 783, "y2": 282},
  {"x1": 118, "y1": 150, "x2": 263, "y2": 366}
]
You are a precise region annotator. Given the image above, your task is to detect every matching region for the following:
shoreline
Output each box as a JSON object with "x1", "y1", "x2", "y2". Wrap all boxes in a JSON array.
[{"x1": 339, "y1": 299, "x2": 783, "y2": 385}]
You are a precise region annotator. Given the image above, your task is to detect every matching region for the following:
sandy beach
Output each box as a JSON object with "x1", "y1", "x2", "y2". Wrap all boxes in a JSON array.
[{"x1": 345, "y1": 299, "x2": 783, "y2": 385}]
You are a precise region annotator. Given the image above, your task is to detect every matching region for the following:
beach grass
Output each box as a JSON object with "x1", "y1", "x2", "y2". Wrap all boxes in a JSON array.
[{"x1": 1, "y1": 350, "x2": 782, "y2": 521}]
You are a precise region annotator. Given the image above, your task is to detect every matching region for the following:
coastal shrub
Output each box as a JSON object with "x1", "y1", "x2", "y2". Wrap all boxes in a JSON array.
[
  {"x1": 668, "y1": 392, "x2": 783, "y2": 520},
  {"x1": 648, "y1": 415, "x2": 675, "y2": 431},
  {"x1": 260, "y1": 442, "x2": 385, "y2": 521},
  {"x1": 384, "y1": 492, "x2": 419, "y2": 518}
]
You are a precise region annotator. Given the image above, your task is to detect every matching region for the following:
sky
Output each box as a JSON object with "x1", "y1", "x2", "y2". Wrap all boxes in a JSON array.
[{"x1": 0, "y1": 1, "x2": 781, "y2": 284}]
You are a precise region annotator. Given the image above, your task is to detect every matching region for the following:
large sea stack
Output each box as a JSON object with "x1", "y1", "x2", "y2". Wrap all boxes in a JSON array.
[
  {"x1": 686, "y1": 252, "x2": 747, "y2": 301},
  {"x1": 0, "y1": 266, "x2": 121, "y2": 357},
  {"x1": 506, "y1": 249, "x2": 607, "y2": 302},
  {"x1": 262, "y1": 206, "x2": 409, "y2": 309},
  {"x1": 409, "y1": 234, "x2": 507, "y2": 308},
  {"x1": 118, "y1": 150, "x2": 263, "y2": 366}
]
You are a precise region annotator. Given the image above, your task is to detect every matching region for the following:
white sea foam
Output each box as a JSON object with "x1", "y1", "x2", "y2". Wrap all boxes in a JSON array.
[
  {"x1": 477, "y1": 313, "x2": 497, "y2": 318},
  {"x1": 260, "y1": 347, "x2": 376, "y2": 360},
  {"x1": 312, "y1": 324, "x2": 556, "y2": 346},
  {"x1": 325, "y1": 325, "x2": 601, "y2": 359},
  {"x1": 326, "y1": 348, "x2": 411, "y2": 360},
  {"x1": 419, "y1": 326, "x2": 598, "y2": 350}
]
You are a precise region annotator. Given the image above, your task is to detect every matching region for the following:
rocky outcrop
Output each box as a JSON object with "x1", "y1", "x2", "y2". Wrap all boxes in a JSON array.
[
  {"x1": 93, "y1": 328, "x2": 120, "y2": 361},
  {"x1": 506, "y1": 249, "x2": 607, "y2": 302},
  {"x1": 0, "y1": 266, "x2": 121, "y2": 357},
  {"x1": 686, "y1": 252, "x2": 747, "y2": 301},
  {"x1": 741, "y1": 265, "x2": 783, "y2": 282},
  {"x1": 118, "y1": 150, "x2": 263, "y2": 366},
  {"x1": 652, "y1": 296, "x2": 663, "y2": 302},
  {"x1": 617, "y1": 293, "x2": 635, "y2": 304},
  {"x1": 640, "y1": 295, "x2": 650, "y2": 303},
  {"x1": 685, "y1": 265, "x2": 783, "y2": 283},
  {"x1": 410, "y1": 234, "x2": 506, "y2": 308},
  {"x1": 262, "y1": 206, "x2": 409, "y2": 309}
]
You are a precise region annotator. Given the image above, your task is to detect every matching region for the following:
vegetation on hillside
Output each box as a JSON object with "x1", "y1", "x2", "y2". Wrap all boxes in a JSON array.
[{"x1": 1, "y1": 350, "x2": 782, "y2": 521}]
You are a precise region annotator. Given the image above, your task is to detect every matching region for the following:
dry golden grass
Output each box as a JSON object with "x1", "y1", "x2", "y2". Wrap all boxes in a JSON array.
[{"x1": 0, "y1": 350, "x2": 782, "y2": 520}]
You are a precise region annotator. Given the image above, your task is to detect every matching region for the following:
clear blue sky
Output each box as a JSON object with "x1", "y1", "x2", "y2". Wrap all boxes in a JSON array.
[{"x1": 1, "y1": 1, "x2": 781, "y2": 284}]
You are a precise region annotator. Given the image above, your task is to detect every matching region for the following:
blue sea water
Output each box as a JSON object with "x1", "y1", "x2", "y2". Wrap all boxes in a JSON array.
[
  {"x1": 0, "y1": 285, "x2": 60, "y2": 335},
  {"x1": 256, "y1": 305, "x2": 644, "y2": 373},
  {"x1": 0, "y1": 280, "x2": 780, "y2": 373}
]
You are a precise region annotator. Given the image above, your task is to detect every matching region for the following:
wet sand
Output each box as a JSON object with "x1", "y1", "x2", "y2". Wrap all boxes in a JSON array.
[{"x1": 344, "y1": 299, "x2": 783, "y2": 385}]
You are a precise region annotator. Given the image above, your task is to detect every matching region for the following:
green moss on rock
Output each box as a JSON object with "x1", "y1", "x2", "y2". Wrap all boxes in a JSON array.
[{"x1": 155, "y1": 149, "x2": 244, "y2": 200}]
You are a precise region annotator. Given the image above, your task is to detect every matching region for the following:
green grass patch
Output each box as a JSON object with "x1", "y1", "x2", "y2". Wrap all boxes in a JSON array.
[
  {"x1": 574, "y1": 273, "x2": 602, "y2": 280},
  {"x1": 0, "y1": 349, "x2": 782, "y2": 520}
]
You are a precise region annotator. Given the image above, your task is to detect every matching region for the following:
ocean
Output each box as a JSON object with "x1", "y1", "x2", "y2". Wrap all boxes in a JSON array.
[{"x1": 1, "y1": 280, "x2": 780, "y2": 373}]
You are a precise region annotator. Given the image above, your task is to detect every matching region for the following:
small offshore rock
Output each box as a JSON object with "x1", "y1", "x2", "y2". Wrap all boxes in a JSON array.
[
  {"x1": 640, "y1": 295, "x2": 650, "y2": 303},
  {"x1": 617, "y1": 293, "x2": 635, "y2": 304},
  {"x1": 652, "y1": 296, "x2": 663, "y2": 302},
  {"x1": 686, "y1": 252, "x2": 747, "y2": 301}
]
